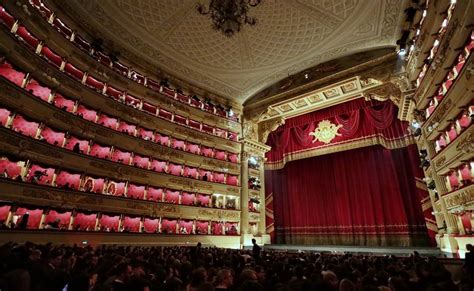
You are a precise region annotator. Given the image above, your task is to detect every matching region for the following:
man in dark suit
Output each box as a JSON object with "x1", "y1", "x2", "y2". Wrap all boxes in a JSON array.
[{"x1": 252, "y1": 238, "x2": 261, "y2": 262}]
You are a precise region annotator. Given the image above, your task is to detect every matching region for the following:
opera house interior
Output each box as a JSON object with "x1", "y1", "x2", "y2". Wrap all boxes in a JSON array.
[{"x1": 0, "y1": 0, "x2": 472, "y2": 290}]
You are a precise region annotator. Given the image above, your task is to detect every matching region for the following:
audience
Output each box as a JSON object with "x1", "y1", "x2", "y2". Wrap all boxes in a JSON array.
[{"x1": 0, "y1": 242, "x2": 470, "y2": 291}]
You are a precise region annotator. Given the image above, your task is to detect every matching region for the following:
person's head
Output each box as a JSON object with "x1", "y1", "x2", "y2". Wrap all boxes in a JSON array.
[
  {"x1": 132, "y1": 263, "x2": 146, "y2": 277},
  {"x1": 240, "y1": 269, "x2": 258, "y2": 283},
  {"x1": 215, "y1": 269, "x2": 233, "y2": 288},
  {"x1": 29, "y1": 248, "x2": 41, "y2": 261},
  {"x1": 190, "y1": 267, "x2": 208, "y2": 287},
  {"x1": 116, "y1": 262, "x2": 132, "y2": 281},
  {"x1": 251, "y1": 239, "x2": 256, "y2": 245},
  {"x1": 466, "y1": 244, "x2": 473, "y2": 252},
  {"x1": 48, "y1": 249, "x2": 64, "y2": 267},
  {"x1": 322, "y1": 270, "x2": 338, "y2": 288}
]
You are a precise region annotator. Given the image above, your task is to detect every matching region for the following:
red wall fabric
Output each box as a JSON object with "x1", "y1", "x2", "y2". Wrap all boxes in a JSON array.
[{"x1": 265, "y1": 145, "x2": 430, "y2": 246}]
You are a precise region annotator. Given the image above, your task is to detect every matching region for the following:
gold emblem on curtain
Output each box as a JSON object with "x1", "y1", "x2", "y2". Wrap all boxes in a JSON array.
[{"x1": 309, "y1": 120, "x2": 342, "y2": 144}]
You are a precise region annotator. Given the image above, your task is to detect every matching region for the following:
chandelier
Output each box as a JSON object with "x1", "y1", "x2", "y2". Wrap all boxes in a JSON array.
[{"x1": 197, "y1": 0, "x2": 261, "y2": 37}]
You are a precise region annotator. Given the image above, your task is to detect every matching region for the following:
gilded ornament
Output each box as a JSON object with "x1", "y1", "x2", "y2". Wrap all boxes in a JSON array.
[{"x1": 309, "y1": 120, "x2": 342, "y2": 144}]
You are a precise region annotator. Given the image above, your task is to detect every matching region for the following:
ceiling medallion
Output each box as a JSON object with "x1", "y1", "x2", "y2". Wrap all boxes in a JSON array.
[
  {"x1": 197, "y1": 0, "x2": 261, "y2": 37},
  {"x1": 309, "y1": 120, "x2": 342, "y2": 144}
]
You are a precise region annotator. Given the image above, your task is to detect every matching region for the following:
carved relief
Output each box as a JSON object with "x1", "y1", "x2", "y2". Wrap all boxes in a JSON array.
[
  {"x1": 242, "y1": 120, "x2": 259, "y2": 141},
  {"x1": 258, "y1": 117, "x2": 285, "y2": 144},
  {"x1": 456, "y1": 133, "x2": 473, "y2": 154},
  {"x1": 363, "y1": 83, "x2": 402, "y2": 106},
  {"x1": 445, "y1": 188, "x2": 474, "y2": 209}
]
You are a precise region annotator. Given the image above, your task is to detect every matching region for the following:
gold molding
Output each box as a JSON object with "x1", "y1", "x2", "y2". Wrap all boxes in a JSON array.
[{"x1": 265, "y1": 134, "x2": 415, "y2": 170}]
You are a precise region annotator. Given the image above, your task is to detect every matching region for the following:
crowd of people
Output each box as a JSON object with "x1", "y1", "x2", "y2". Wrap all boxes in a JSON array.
[{"x1": 0, "y1": 240, "x2": 472, "y2": 291}]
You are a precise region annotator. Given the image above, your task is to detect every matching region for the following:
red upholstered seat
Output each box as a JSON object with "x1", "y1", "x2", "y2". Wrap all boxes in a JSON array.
[
  {"x1": 225, "y1": 222, "x2": 239, "y2": 235},
  {"x1": 44, "y1": 210, "x2": 71, "y2": 229},
  {"x1": 106, "y1": 86, "x2": 123, "y2": 100},
  {"x1": 215, "y1": 150, "x2": 226, "y2": 161},
  {"x1": 52, "y1": 17, "x2": 72, "y2": 39},
  {"x1": 0, "y1": 205, "x2": 11, "y2": 222},
  {"x1": 27, "y1": 164, "x2": 54, "y2": 185},
  {"x1": 0, "y1": 157, "x2": 22, "y2": 179},
  {"x1": 188, "y1": 119, "x2": 201, "y2": 130},
  {"x1": 226, "y1": 175, "x2": 238, "y2": 186},
  {"x1": 179, "y1": 220, "x2": 193, "y2": 234},
  {"x1": 147, "y1": 79, "x2": 160, "y2": 91},
  {"x1": 25, "y1": 79, "x2": 51, "y2": 102},
  {"x1": 446, "y1": 125, "x2": 457, "y2": 142},
  {"x1": 73, "y1": 212, "x2": 97, "y2": 231},
  {"x1": 64, "y1": 63, "x2": 84, "y2": 81},
  {"x1": 0, "y1": 108, "x2": 11, "y2": 127},
  {"x1": 133, "y1": 155, "x2": 149, "y2": 169},
  {"x1": 186, "y1": 143, "x2": 200, "y2": 154},
  {"x1": 138, "y1": 128, "x2": 154, "y2": 141},
  {"x1": 150, "y1": 159, "x2": 166, "y2": 173},
  {"x1": 105, "y1": 181, "x2": 126, "y2": 197},
  {"x1": 0, "y1": 6, "x2": 16, "y2": 29},
  {"x1": 12, "y1": 115, "x2": 39, "y2": 138},
  {"x1": 447, "y1": 171, "x2": 460, "y2": 190},
  {"x1": 127, "y1": 184, "x2": 145, "y2": 200},
  {"x1": 165, "y1": 190, "x2": 180, "y2": 204},
  {"x1": 122, "y1": 216, "x2": 140, "y2": 232},
  {"x1": 117, "y1": 122, "x2": 136, "y2": 135},
  {"x1": 181, "y1": 192, "x2": 195, "y2": 206},
  {"x1": 155, "y1": 134, "x2": 169, "y2": 146},
  {"x1": 41, "y1": 46, "x2": 62, "y2": 67},
  {"x1": 99, "y1": 214, "x2": 120, "y2": 231},
  {"x1": 161, "y1": 219, "x2": 177, "y2": 234},
  {"x1": 196, "y1": 221, "x2": 209, "y2": 234},
  {"x1": 228, "y1": 153, "x2": 239, "y2": 163},
  {"x1": 15, "y1": 207, "x2": 43, "y2": 229},
  {"x1": 81, "y1": 176, "x2": 105, "y2": 193},
  {"x1": 72, "y1": 35, "x2": 91, "y2": 53},
  {"x1": 168, "y1": 164, "x2": 182, "y2": 176},
  {"x1": 96, "y1": 115, "x2": 118, "y2": 130},
  {"x1": 0, "y1": 62, "x2": 25, "y2": 87},
  {"x1": 158, "y1": 109, "x2": 172, "y2": 120},
  {"x1": 183, "y1": 167, "x2": 197, "y2": 179},
  {"x1": 211, "y1": 222, "x2": 223, "y2": 235},
  {"x1": 16, "y1": 26, "x2": 40, "y2": 49},
  {"x1": 111, "y1": 149, "x2": 132, "y2": 165},
  {"x1": 459, "y1": 164, "x2": 472, "y2": 182},
  {"x1": 76, "y1": 105, "x2": 98, "y2": 122},
  {"x1": 85, "y1": 76, "x2": 104, "y2": 92},
  {"x1": 143, "y1": 218, "x2": 159, "y2": 233},
  {"x1": 142, "y1": 102, "x2": 157, "y2": 115},
  {"x1": 90, "y1": 144, "x2": 111, "y2": 159},
  {"x1": 41, "y1": 126, "x2": 65, "y2": 147},
  {"x1": 65, "y1": 137, "x2": 89, "y2": 154},
  {"x1": 172, "y1": 139, "x2": 185, "y2": 151},
  {"x1": 55, "y1": 170, "x2": 81, "y2": 190},
  {"x1": 147, "y1": 187, "x2": 164, "y2": 202},
  {"x1": 196, "y1": 194, "x2": 210, "y2": 207},
  {"x1": 53, "y1": 94, "x2": 75, "y2": 112}
]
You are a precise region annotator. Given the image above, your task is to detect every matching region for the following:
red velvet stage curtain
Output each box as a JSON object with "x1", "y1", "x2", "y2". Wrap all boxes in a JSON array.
[
  {"x1": 266, "y1": 99, "x2": 411, "y2": 168},
  {"x1": 265, "y1": 144, "x2": 430, "y2": 246}
]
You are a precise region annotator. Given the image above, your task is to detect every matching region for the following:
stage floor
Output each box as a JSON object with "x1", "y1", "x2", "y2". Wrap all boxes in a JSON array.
[{"x1": 263, "y1": 244, "x2": 442, "y2": 257}]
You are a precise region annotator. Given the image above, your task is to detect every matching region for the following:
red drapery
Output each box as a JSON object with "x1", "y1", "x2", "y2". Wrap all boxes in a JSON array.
[
  {"x1": 266, "y1": 99, "x2": 413, "y2": 169},
  {"x1": 265, "y1": 144, "x2": 430, "y2": 246}
]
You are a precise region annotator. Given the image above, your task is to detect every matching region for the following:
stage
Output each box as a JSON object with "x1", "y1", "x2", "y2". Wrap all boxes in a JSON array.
[{"x1": 262, "y1": 244, "x2": 442, "y2": 257}]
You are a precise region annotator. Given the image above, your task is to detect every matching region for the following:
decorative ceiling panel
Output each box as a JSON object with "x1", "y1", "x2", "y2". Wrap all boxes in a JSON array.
[{"x1": 54, "y1": 0, "x2": 405, "y2": 103}]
